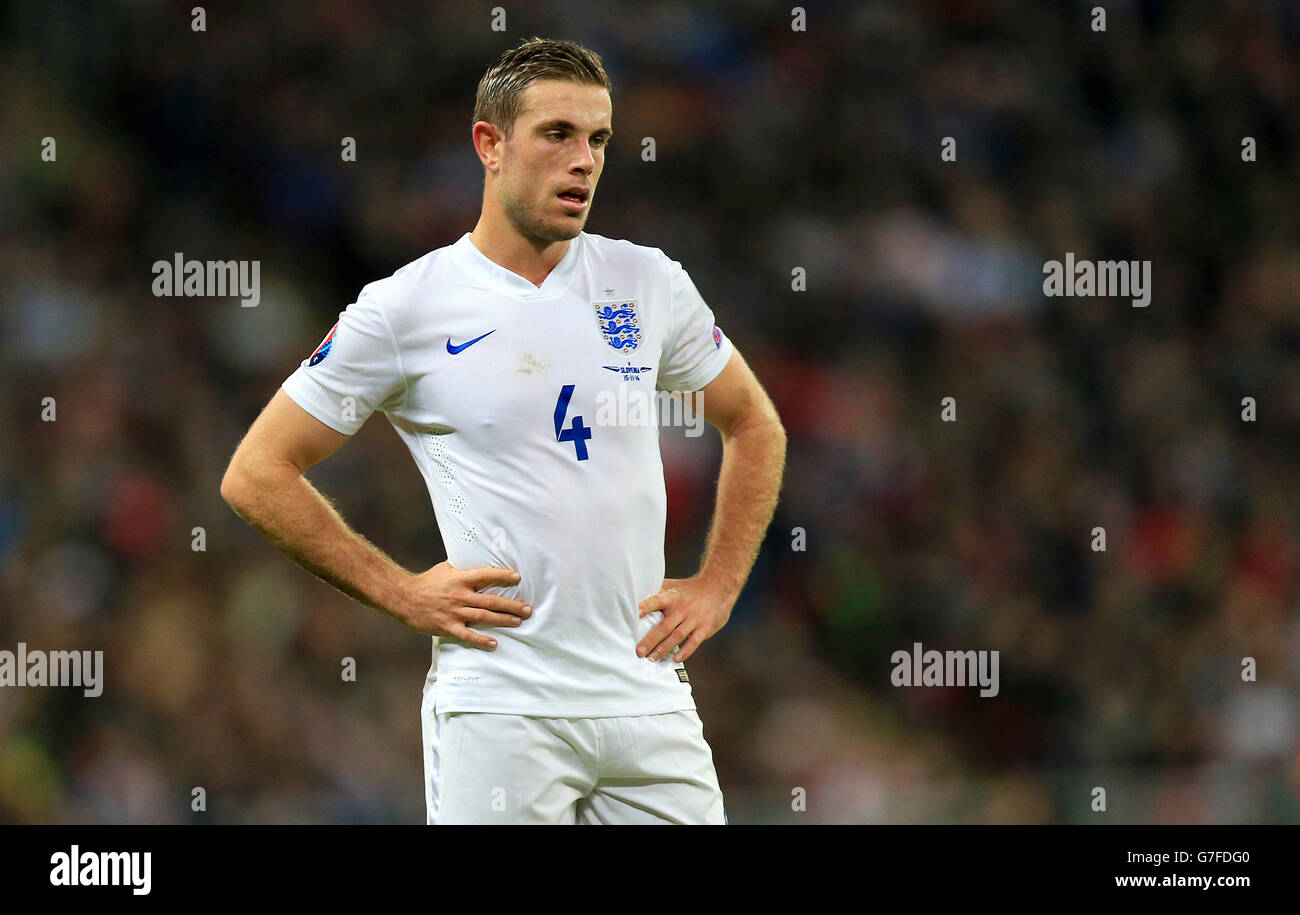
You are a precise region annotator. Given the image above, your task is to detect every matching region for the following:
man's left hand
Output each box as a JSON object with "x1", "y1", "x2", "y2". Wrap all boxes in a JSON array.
[{"x1": 636, "y1": 576, "x2": 737, "y2": 663}]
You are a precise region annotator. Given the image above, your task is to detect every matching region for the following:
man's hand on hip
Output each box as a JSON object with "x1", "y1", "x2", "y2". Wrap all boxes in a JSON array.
[
  {"x1": 394, "y1": 561, "x2": 531, "y2": 650},
  {"x1": 636, "y1": 576, "x2": 738, "y2": 664}
]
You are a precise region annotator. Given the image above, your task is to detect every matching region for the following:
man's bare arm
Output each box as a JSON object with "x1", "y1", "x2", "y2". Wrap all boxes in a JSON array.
[
  {"x1": 693, "y1": 351, "x2": 787, "y2": 601},
  {"x1": 220, "y1": 388, "x2": 530, "y2": 648},
  {"x1": 636, "y1": 349, "x2": 787, "y2": 662}
]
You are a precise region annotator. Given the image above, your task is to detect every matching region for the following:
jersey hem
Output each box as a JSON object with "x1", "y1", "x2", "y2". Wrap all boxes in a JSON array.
[
  {"x1": 428, "y1": 694, "x2": 698, "y2": 718},
  {"x1": 682, "y1": 335, "x2": 735, "y2": 392},
  {"x1": 281, "y1": 379, "x2": 359, "y2": 435},
  {"x1": 660, "y1": 334, "x2": 734, "y2": 394}
]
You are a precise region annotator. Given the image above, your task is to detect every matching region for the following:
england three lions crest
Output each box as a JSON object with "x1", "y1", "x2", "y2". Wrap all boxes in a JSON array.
[{"x1": 593, "y1": 300, "x2": 642, "y2": 352}]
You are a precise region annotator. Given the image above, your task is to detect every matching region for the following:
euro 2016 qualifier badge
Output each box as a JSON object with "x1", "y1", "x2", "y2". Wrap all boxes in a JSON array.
[
  {"x1": 593, "y1": 300, "x2": 641, "y2": 351},
  {"x1": 307, "y1": 322, "x2": 338, "y2": 367}
]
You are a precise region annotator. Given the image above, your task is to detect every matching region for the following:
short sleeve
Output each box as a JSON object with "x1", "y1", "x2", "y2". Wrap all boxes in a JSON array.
[
  {"x1": 281, "y1": 288, "x2": 407, "y2": 435},
  {"x1": 656, "y1": 254, "x2": 734, "y2": 392}
]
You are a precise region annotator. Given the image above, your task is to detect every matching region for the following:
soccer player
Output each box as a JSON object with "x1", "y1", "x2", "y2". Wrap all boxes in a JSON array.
[{"x1": 220, "y1": 37, "x2": 787, "y2": 824}]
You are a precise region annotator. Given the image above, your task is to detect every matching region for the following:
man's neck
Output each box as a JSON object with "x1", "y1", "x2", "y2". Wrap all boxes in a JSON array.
[{"x1": 469, "y1": 221, "x2": 572, "y2": 289}]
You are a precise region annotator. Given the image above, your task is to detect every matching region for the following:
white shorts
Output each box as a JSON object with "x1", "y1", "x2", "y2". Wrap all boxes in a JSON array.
[{"x1": 421, "y1": 705, "x2": 727, "y2": 824}]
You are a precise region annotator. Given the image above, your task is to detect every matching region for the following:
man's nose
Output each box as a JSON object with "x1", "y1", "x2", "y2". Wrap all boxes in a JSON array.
[{"x1": 571, "y1": 140, "x2": 596, "y2": 171}]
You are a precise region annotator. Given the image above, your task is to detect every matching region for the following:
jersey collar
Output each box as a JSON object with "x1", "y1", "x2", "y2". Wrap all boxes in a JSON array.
[{"x1": 453, "y1": 231, "x2": 584, "y2": 300}]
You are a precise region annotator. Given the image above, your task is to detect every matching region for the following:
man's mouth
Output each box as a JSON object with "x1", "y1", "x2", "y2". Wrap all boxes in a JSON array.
[{"x1": 557, "y1": 188, "x2": 589, "y2": 211}]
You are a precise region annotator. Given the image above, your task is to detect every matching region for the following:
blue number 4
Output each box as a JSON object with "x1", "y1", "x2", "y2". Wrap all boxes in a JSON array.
[{"x1": 553, "y1": 384, "x2": 592, "y2": 461}]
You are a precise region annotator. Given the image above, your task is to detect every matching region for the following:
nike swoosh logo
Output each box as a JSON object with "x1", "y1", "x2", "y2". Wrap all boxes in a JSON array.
[{"x1": 446, "y1": 330, "x2": 496, "y2": 355}]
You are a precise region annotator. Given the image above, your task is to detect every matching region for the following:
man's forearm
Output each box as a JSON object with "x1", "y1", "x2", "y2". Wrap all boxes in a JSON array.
[
  {"x1": 222, "y1": 464, "x2": 413, "y2": 620},
  {"x1": 697, "y1": 417, "x2": 787, "y2": 601}
]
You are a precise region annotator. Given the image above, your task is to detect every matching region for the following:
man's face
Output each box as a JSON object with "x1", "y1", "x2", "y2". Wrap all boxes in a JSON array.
[{"x1": 491, "y1": 79, "x2": 612, "y2": 244}]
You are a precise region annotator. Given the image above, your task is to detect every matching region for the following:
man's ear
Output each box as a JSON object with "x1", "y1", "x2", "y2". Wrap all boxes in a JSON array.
[{"x1": 472, "y1": 121, "x2": 503, "y2": 171}]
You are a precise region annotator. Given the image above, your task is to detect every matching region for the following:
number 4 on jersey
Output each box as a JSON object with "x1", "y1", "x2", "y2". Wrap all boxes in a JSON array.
[{"x1": 553, "y1": 384, "x2": 592, "y2": 461}]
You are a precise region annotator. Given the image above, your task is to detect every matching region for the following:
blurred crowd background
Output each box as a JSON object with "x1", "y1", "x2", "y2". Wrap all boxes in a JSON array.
[{"x1": 2, "y1": 0, "x2": 1299, "y2": 824}]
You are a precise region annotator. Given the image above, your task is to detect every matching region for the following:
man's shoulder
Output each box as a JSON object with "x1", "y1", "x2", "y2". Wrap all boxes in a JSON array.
[
  {"x1": 352, "y1": 238, "x2": 464, "y2": 317},
  {"x1": 581, "y1": 232, "x2": 674, "y2": 268}
]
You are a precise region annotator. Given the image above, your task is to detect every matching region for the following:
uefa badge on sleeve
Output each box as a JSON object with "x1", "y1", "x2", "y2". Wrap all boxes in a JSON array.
[
  {"x1": 307, "y1": 322, "x2": 338, "y2": 367},
  {"x1": 712, "y1": 325, "x2": 722, "y2": 348}
]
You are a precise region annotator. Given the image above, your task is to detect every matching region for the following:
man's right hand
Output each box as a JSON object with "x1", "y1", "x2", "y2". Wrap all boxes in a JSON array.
[{"x1": 394, "y1": 561, "x2": 531, "y2": 649}]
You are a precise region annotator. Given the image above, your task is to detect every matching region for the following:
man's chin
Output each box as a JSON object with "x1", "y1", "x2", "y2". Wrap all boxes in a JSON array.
[
  {"x1": 545, "y1": 218, "x2": 584, "y2": 241},
  {"x1": 506, "y1": 210, "x2": 581, "y2": 245}
]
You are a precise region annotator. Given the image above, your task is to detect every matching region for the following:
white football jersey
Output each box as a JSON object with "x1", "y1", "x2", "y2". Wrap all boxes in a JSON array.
[{"x1": 281, "y1": 231, "x2": 734, "y2": 717}]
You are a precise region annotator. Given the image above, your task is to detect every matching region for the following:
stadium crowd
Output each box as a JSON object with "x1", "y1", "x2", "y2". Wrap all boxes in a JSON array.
[{"x1": 2, "y1": 1, "x2": 1298, "y2": 822}]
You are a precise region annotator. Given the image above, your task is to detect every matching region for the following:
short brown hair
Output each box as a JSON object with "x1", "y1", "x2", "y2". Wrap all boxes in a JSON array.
[{"x1": 473, "y1": 37, "x2": 612, "y2": 139}]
